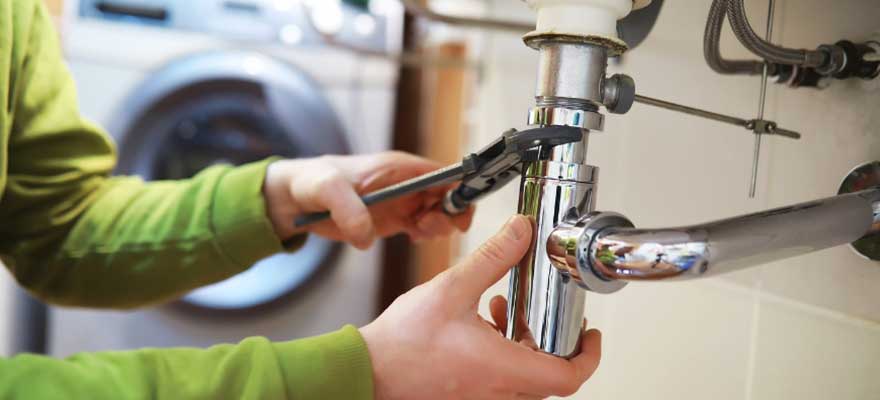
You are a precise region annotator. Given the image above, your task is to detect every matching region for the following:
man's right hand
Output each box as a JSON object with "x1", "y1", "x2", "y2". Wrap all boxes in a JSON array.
[{"x1": 359, "y1": 215, "x2": 602, "y2": 400}]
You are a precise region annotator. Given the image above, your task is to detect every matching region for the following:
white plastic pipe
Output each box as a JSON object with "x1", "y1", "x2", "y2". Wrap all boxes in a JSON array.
[{"x1": 525, "y1": 0, "x2": 636, "y2": 40}]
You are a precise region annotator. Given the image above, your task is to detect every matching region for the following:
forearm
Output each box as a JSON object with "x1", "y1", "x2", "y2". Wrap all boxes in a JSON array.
[
  {"x1": 5, "y1": 160, "x2": 288, "y2": 308},
  {"x1": 0, "y1": 326, "x2": 374, "y2": 400},
  {"x1": 0, "y1": 0, "x2": 294, "y2": 308}
]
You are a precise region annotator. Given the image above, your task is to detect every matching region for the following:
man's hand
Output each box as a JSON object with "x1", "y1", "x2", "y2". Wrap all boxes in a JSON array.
[
  {"x1": 360, "y1": 215, "x2": 602, "y2": 400},
  {"x1": 263, "y1": 152, "x2": 475, "y2": 249}
]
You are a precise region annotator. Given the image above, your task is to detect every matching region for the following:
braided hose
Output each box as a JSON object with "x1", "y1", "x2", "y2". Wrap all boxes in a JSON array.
[
  {"x1": 703, "y1": 0, "x2": 766, "y2": 75},
  {"x1": 726, "y1": 0, "x2": 827, "y2": 67}
]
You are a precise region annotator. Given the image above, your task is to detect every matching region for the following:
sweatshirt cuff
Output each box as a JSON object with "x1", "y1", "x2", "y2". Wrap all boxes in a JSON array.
[
  {"x1": 210, "y1": 159, "x2": 285, "y2": 271},
  {"x1": 274, "y1": 325, "x2": 375, "y2": 400}
]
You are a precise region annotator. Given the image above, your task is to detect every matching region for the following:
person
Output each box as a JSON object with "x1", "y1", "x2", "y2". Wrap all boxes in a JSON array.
[{"x1": 0, "y1": 1, "x2": 602, "y2": 399}]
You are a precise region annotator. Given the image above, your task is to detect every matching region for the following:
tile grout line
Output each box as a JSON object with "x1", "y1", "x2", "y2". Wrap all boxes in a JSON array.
[
  {"x1": 743, "y1": 279, "x2": 763, "y2": 400},
  {"x1": 704, "y1": 277, "x2": 880, "y2": 332}
]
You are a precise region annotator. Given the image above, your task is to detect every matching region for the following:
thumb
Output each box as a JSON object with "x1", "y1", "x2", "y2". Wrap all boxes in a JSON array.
[{"x1": 448, "y1": 215, "x2": 533, "y2": 300}]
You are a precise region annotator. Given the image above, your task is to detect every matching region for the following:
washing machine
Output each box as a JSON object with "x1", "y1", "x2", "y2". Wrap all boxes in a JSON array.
[{"x1": 48, "y1": 0, "x2": 403, "y2": 355}]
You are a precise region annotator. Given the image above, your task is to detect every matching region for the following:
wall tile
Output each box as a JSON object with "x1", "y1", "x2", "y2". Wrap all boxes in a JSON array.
[
  {"x1": 750, "y1": 297, "x2": 880, "y2": 400},
  {"x1": 563, "y1": 281, "x2": 754, "y2": 400}
]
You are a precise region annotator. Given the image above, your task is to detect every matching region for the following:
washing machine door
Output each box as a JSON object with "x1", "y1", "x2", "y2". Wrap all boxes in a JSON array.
[{"x1": 112, "y1": 51, "x2": 348, "y2": 310}]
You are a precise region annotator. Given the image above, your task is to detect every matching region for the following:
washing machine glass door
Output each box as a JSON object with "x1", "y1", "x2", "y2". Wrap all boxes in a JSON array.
[{"x1": 115, "y1": 54, "x2": 348, "y2": 310}]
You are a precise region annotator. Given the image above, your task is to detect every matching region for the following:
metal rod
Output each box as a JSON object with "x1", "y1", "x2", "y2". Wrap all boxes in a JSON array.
[
  {"x1": 749, "y1": 0, "x2": 776, "y2": 198},
  {"x1": 634, "y1": 94, "x2": 751, "y2": 127},
  {"x1": 400, "y1": 0, "x2": 532, "y2": 33},
  {"x1": 633, "y1": 94, "x2": 801, "y2": 139},
  {"x1": 300, "y1": 3, "x2": 478, "y2": 70}
]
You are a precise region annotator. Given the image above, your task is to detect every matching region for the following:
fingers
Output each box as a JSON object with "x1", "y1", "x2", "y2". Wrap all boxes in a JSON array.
[
  {"x1": 451, "y1": 206, "x2": 476, "y2": 231},
  {"x1": 570, "y1": 329, "x2": 602, "y2": 383},
  {"x1": 513, "y1": 395, "x2": 545, "y2": 400},
  {"x1": 311, "y1": 173, "x2": 375, "y2": 249},
  {"x1": 514, "y1": 329, "x2": 602, "y2": 397},
  {"x1": 446, "y1": 215, "x2": 533, "y2": 300},
  {"x1": 415, "y1": 211, "x2": 456, "y2": 237},
  {"x1": 409, "y1": 203, "x2": 475, "y2": 240},
  {"x1": 489, "y1": 295, "x2": 508, "y2": 334},
  {"x1": 358, "y1": 151, "x2": 443, "y2": 192}
]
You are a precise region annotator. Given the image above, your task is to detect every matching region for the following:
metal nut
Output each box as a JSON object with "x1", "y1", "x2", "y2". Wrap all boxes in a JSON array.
[{"x1": 602, "y1": 74, "x2": 636, "y2": 114}]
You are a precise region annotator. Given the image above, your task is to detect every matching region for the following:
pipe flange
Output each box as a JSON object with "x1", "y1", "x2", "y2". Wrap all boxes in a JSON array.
[
  {"x1": 575, "y1": 212, "x2": 634, "y2": 293},
  {"x1": 838, "y1": 161, "x2": 880, "y2": 261},
  {"x1": 523, "y1": 33, "x2": 629, "y2": 56},
  {"x1": 528, "y1": 106, "x2": 605, "y2": 130},
  {"x1": 546, "y1": 211, "x2": 634, "y2": 293}
]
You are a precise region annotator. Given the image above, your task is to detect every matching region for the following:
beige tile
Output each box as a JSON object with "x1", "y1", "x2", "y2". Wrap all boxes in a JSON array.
[
  {"x1": 758, "y1": 0, "x2": 880, "y2": 321},
  {"x1": 750, "y1": 297, "x2": 880, "y2": 400},
  {"x1": 718, "y1": 268, "x2": 764, "y2": 288},
  {"x1": 563, "y1": 281, "x2": 754, "y2": 400},
  {"x1": 758, "y1": 247, "x2": 880, "y2": 323}
]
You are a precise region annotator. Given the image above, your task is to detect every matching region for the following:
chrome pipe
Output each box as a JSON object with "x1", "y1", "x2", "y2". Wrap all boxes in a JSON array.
[
  {"x1": 507, "y1": 160, "x2": 598, "y2": 358},
  {"x1": 534, "y1": 43, "x2": 608, "y2": 107},
  {"x1": 548, "y1": 188, "x2": 880, "y2": 289},
  {"x1": 507, "y1": 39, "x2": 611, "y2": 358}
]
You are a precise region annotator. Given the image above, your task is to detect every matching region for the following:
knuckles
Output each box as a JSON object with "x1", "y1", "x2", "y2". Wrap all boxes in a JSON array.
[{"x1": 476, "y1": 238, "x2": 510, "y2": 266}]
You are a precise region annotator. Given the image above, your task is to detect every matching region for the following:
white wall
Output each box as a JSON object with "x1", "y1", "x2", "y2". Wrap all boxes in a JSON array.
[
  {"x1": 0, "y1": 266, "x2": 14, "y2": 356},
  {"x1": 462, "y1": 0, "x2": 880, "y2": 399}
]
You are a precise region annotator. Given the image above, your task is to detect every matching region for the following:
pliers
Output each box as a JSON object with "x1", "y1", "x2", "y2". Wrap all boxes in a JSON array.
[{"x1": 293, "y1": 125, "x2": 584, "y2": 227}]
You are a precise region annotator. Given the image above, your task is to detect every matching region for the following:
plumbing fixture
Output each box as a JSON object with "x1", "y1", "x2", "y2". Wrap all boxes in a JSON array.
[
  {"x1": 398, "y1": 0, "x2": 660, "y2": 49},
  {"x1": 290, "y1": 0, "x2": 879, "y2": 363},
  {"x1": 704, "y1": 0, "x2": 880, "y2": 84},
  {"x1": 508, "y1": 0, "x2": 878, "y2": 360},
  {"x1": 839, "y1": 161, "x2": 880, "y2": 261},
  {"x1": 292, "y1": 126, "x2": 585, "y2": 227},
  {"x1": 547, "y1": 187, "x2": 880, "y2": 292},
  {"x1": 502, "y1": 0, "x2": 639, "y2": 358}
]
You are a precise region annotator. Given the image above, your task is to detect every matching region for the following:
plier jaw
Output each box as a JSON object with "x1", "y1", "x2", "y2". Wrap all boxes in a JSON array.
[{"x1": 442, "y1": 126, "x2": 584, "y2": 214}]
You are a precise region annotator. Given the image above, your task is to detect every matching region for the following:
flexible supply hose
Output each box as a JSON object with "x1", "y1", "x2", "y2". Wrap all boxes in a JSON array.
[
  {"x1": 726, "y1": 0, "x2": 827, "y2": 68},
  {"x1": 703, "y1": 0, "x2": 766, "y2": 75}
]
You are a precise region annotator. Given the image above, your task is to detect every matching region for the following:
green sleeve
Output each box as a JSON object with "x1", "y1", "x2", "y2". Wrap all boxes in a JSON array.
[
  {"x1": 0, "y1": 326, "x2": 374, "y2": 400},
  {"x1": 0, "y1": 5, "x2": 375, "y2": 400},
  {"x1": 0, "y1": 0, "x2": 295, "y2": 308}
]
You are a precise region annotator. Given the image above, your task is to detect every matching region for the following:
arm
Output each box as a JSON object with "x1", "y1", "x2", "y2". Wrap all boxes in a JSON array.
[
  {"x1": 0, "y1": 326, "x2": 373, "y2": 400},
  {"x1": 0, "y1": 1, "x2": 472, "y2": 309},
  {"x1": 0, "y1": 217, "x2": 603, "y2": 400},
  {"x1": 0, "y1": 0, "x2": 288, "y2": 308}
]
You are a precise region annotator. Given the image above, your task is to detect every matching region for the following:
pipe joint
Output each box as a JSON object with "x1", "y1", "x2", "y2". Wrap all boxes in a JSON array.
[{"x1": 547, "y1": 212, "x2": 633, "y2": 293}]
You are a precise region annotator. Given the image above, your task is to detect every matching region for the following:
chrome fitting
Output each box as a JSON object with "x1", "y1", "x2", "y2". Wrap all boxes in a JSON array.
[
  {"x1": 527, "y1": 106, "x2": 605, "y2": 130},
  {"x1": 546, "y1": 212, "x2": 633, "y2": 294}
]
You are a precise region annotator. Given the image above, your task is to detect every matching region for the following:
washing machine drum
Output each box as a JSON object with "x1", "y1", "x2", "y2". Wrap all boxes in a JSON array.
[{"x1": 113, "y1": 52, "x2": 348, "y2": 310}]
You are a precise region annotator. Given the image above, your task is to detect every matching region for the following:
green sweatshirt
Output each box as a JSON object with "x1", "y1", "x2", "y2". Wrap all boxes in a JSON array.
[{"x1": 0, "y1": 1, "x2": 374, "y2": 399}]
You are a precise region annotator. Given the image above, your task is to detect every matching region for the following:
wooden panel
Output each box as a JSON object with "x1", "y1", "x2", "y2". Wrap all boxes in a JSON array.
[
  {"x1": 379, "y1": 13, "x2": 423, "y2": 313},
  {"x1": 413, "y1": 42, "x2": 470, "y2": 285}
]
